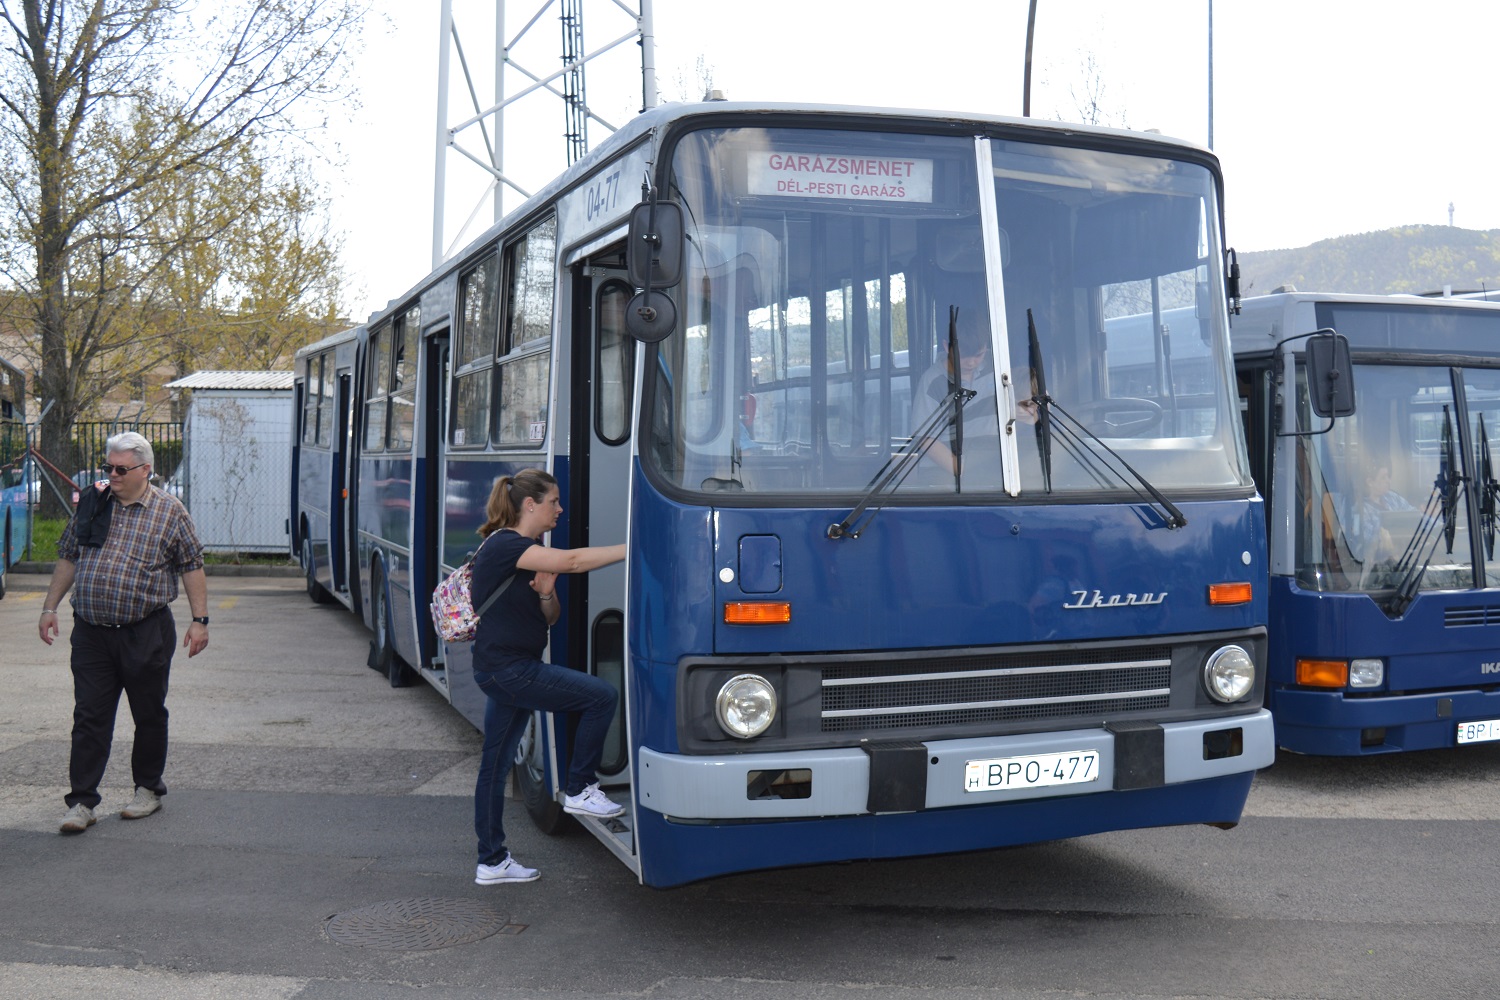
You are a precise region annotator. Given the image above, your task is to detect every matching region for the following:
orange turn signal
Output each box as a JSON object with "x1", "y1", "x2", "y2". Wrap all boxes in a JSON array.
[
  {"x1": 1296, "y1": 658, "x2": 1349, "y2": 688},
  {"x1": 1208, "y1": 582, "x2": 1253, "y2": 605},
  {"x1": 723, "y1": 601, "x2": 792, "y2": 625}
]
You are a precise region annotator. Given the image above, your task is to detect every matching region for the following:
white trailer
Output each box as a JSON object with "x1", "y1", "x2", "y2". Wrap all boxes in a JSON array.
[{"x1": 165, "y1": 372, "x2": 294, "y2": 554}]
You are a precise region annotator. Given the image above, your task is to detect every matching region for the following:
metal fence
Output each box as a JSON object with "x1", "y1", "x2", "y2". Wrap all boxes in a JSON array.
[{"x1": 72, "y1": 421, "x2": 184, "y2": 481}]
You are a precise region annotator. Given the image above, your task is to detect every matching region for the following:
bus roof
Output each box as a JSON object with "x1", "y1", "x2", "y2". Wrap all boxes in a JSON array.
[
  {"x1": 1231, "y1": 290, "x2": 1500, "y2": 354},
  {"x1": 368, "y1": 101, "x2": 1221, "y2": 329}
]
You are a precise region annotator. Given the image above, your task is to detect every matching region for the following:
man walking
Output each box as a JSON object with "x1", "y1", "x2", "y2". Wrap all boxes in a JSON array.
[{"x1": 37, "y1": 431, "x2": 210, "y2": 833}]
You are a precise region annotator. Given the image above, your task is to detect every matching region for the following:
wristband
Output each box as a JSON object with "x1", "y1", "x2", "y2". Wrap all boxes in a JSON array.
[
  {"x1": 41, "y1": 608, "x2": 57, "y2": 615},
  {"x1": 538, "y1": 592, "x2": 555, "y2": 602}
]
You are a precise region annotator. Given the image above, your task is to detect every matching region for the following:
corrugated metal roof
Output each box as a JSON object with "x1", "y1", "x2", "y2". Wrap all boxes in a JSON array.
[{"x1": 164, "y1": 371, "x2": 295, "y2": 391}]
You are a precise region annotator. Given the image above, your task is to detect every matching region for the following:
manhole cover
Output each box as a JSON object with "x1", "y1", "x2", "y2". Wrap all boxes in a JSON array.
[{"x1": 326, "y1": 898, "x2": 508, "y2": 950}]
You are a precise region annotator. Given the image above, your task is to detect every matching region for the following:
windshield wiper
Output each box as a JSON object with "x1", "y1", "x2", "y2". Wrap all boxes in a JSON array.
[
  {"x1": 828, "y1": 310, "x2": 978, "y2": 539},
  {"x1": 947, "y1": 305, "x2": 966, "y2": 495},
  {"x1": 1479, "y1": 413, "x2": 1498, "y2": 559},
  {"x1": 1026, "y1": 310, "x2": 1186, "y2": 529},
  {"x1": 1387, "y1": 405, "x2": 1464, "y2": 616},
  {"x1": 1027, "y1": 310, "x2": 1053, "y2": 492}
]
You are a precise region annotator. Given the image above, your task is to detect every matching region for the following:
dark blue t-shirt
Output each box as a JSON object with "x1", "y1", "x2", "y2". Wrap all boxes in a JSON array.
[{"x1": 470, "y1": 529, "x2": 548, "y2": 663}]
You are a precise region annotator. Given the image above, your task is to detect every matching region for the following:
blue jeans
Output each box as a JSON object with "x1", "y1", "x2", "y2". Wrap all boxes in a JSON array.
[{"x1": 472, "y1": 656, "x2": 618, "y2": 866}]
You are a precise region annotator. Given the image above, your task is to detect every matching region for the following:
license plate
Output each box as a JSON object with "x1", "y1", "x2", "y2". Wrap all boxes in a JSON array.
[
  {"x1": 963, "y1": 749, "x2": 1100, "y2": 793},
  {"x1": 1457, "y1": 718, "x2": 1500, "y2": 745}
]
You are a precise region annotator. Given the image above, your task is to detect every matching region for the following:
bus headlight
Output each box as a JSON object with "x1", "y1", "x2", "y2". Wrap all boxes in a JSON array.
[
  {"x1": 1349, "y1": 658, "x2": 1385, "y2": 688},
  {"x1": 1203, "y1": 645, "x2": 1255, "y2": 703},
  {"x1": 715, "y1": 673, "x2": 777, "y2": 739}
]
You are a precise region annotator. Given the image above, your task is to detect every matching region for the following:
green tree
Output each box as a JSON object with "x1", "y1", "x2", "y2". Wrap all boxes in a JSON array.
[
  {"x1": 140, "y1": 144, "x2": 346, "y2": 387},
  {"x1": 0, "y1": 0, "x2": 361, "y2": 512}
]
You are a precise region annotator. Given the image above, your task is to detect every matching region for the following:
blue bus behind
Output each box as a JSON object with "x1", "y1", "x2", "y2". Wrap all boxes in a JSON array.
[
  {"x1": 1, "y1": 356, "x2": 31, "y2": 600},
  {"x1": 1233, "y1": 291, "x2": 1500, "y2": 754}
]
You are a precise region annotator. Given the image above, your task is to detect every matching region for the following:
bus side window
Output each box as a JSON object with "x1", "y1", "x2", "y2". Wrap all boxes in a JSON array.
[
  {"x1": 454, "y1": 252, "x2": 499, "y2": 447},
  {"x1": 303, "y1": 353, "x2": 323, "y2": 445},
  {"x1": 494, "y1": 215, "x2": 556, "y2": 449},
  {"x1": 364, "y1": 324, "x2": 391, "y2": 452},
  {"x1": 388, "y1": 306, "x2": 420, "y2": 451}
]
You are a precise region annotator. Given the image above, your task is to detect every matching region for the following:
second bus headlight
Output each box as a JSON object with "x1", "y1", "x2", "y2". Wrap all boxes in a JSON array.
[
  {"x1": 1204, "y1": 645, "x2": 1255, "y2": 703},
  {"x1": 715, "y1": 673, "x2": 777, "y2": 738}
]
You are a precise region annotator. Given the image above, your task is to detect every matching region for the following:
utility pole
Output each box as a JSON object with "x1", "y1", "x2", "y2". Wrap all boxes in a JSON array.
[
  {"x1": 432, "y1": 0, "x2": 657, "y2": 268},
  {"x1": 1022, "y1": 0, "x2": 1037, "y2": 117},
  {"x1": 1207, "y1": 0, "x2": 1214, "y2": 149}
]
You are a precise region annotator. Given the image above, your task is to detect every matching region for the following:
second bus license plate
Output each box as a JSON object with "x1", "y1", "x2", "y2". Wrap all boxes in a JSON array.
[{"x1": 963, "y1": 749, "x2": 1100, "y2": 793}]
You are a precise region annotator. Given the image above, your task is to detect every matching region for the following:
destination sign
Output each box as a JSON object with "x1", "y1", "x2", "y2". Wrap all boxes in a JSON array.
[{"x1": 747, "y1": 151, "x2": 933, "y2": 203}]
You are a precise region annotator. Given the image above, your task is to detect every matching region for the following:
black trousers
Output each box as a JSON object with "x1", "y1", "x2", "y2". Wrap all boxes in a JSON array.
[{"x1": 66, "y1": 608, "x2": 175, "y2": 809}]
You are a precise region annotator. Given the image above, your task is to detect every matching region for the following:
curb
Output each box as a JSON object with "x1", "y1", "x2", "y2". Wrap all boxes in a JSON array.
[{"x1": 9, "y1": 561, "x2": 302, "y2": 578}]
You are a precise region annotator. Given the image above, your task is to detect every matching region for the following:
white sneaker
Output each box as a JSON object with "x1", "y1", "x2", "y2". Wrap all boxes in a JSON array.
[
  {"x1": 562, "y1": 782, "x2": 625, "y2": 819},
  {"x1": 474, "y1": 853, "x2": 539, "y2": 885},
  {"x1": 120, "y1": 787, "x2": 161, "y2": 820},
  {"x1": 59, "y1": 803, "x2": 96, "y2": 833}
]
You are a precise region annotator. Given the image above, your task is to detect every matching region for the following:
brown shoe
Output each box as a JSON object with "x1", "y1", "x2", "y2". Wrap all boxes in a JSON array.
[
  {"x1": 120, "y1": 788, "x2": 161, "y2": 820},
  {"x1": 60, "y1": 803, "x2": 96, "y2": 833}
]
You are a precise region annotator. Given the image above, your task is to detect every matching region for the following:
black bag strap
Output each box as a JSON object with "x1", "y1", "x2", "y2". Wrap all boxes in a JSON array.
[
  {"x1": 474, "y1": 573, "x2": 515, "y2": 618},
  {"x1": 468, "y1": 531, "x2": 519, "y2": 619}
]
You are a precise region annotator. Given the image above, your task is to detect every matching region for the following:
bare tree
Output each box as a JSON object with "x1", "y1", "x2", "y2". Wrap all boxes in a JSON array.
[
  {"x1": 1066, "y1": 51, "x2": 1128, "y2": 130},
  {"x1": 666, "y1": 55, "x2": 716, "y2": 103},
  {"x1": 0, "y1": 0, "x2": 361, "y2": 511}
]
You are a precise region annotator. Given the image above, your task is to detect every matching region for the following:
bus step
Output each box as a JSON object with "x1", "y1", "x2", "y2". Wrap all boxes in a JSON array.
[{"x1": 576, "y1": 811, "x2": 631, "y2": 836}]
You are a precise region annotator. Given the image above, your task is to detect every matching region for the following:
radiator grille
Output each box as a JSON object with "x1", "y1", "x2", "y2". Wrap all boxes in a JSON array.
[
  {"x1": 1445, "y1": 605, "x2": 1500, "y2": 628},
  {"x1": 820, "y1": 647, "x2": 1173, "y2": 733}
]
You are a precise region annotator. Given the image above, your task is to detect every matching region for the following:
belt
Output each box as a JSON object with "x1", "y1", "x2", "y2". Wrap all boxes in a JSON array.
[{"x1": 79, "y1": 606, "x2": 168, "y2": 629}]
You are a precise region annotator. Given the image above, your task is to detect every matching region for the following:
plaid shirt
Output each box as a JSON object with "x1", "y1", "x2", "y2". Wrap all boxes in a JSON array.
[{"x1": 58, "y1": 485, "x2": 205, "y2": 626}]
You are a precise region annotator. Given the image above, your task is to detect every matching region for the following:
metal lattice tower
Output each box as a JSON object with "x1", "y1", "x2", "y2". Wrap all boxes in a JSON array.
[
  {"x1": 561, "y1": 0, "x2": 588, "y2": 165},
  {"x1": 433, "y1": 0, "x2": 657, "y2": 268}
]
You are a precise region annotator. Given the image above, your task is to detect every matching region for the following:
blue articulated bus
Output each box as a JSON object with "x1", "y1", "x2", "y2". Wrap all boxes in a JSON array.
[
  {"x1": 1, "y1": 356, "x2": 31, "y2": 600},
  {"x1": 294, "y1": 102, "x2": 1273, "y2": 886},
  {"x1": 290, "y1": 326, "x2": 363, "y2": 615},
  {"x1": 1233, "y1": 291, "x2": 1500, "y2": 755}
]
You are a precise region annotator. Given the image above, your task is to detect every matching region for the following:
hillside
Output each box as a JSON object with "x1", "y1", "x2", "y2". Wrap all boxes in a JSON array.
[{"x1": 1237, "y1": 225, "x2": 1500, "y2": 299}]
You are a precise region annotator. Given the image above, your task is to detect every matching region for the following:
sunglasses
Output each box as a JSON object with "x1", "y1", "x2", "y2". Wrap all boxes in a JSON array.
[{"x1": 100, "y1": 462, "x2": 146, "y2": 476}]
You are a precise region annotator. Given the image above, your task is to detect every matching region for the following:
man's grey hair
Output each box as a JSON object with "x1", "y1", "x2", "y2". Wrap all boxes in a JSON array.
[{"x1": 106, "y1": 431, "x2": 154, "y2": 469}]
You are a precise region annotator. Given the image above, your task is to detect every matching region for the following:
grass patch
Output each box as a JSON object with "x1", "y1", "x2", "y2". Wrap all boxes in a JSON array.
[
  {"x1": 28, "y1": 517, "x2": 66, "y2": 561},
  {"x1": 202, "y1": 551, "x2": 296, "y2": 566}
]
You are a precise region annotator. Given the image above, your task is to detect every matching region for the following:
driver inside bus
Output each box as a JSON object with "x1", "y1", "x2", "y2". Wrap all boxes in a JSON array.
[{"x1": 912, "y1": 302, "x2": 1012, "y2": 488}]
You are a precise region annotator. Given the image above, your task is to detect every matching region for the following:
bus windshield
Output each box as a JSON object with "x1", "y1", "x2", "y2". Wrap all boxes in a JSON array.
[
  {"x1": 646, "y1": 124, "x2": 1251, "y2": 498},
  {"x1": 1293, "y1": 361, "x2": 1491, "y2": 595}
]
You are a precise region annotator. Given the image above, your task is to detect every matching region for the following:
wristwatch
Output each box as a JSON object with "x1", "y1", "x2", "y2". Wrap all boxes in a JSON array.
[{"x1": 192, "y1": 616, "x2": 210, "y2": 626}]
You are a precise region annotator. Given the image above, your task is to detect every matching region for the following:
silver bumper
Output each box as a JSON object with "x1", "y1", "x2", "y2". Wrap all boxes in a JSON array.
[{"x1": 637, "y1": 709, "x2": 1274, "y2": 820}]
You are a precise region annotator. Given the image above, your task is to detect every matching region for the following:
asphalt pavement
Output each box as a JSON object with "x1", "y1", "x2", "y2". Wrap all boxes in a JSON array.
[{"x1": 2, "y1": 568, "x2": 1498, "y2": 1000}]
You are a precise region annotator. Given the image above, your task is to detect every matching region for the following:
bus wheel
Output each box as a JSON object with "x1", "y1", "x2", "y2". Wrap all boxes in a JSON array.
[
  {"x1": 303, "y1": 539, "x2": 331, "y2": 605},
  {"x1": 371, "y1": 568, "x2": 415, "y2": 688},
  {"x1": 515, "y1": 712, "x2": 565, "y2": 833}
]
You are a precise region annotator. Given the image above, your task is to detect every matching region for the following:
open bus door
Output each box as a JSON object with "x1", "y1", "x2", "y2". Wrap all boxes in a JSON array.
[
  {"x1": 516, "y1": 249, "x2": 637, "y2": 870},
  {"x1": 332, "y1": 369, "x2": 353, "y2": 596}
]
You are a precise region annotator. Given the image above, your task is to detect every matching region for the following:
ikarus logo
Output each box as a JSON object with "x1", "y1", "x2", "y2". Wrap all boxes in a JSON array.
[
  {"x1": 1063, "y1": 590, "x2": 1167, "y2": 610},
  {"x1": 1482, "y1": 662, "x2": 1500, "y2": 674}
]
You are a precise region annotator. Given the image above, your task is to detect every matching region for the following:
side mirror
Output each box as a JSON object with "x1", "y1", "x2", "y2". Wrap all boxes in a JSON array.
[
  {"x1": 627, "y1": 201, "x2": 683, "y2": 289},
  {"x1": 1306, "y1": 331, "x2": 1355, "y2": 418},
  {"x1": 625, "y1": 289, "x2": 678, "y2": 343},
  {"x1": 1225, "y1": 247, "x2": 1241, "y2": 316}
]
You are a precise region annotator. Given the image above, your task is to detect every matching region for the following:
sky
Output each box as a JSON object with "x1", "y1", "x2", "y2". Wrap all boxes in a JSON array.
[{"x1": 324, "y1": 0, "x2": 1500, "y2": 319}]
